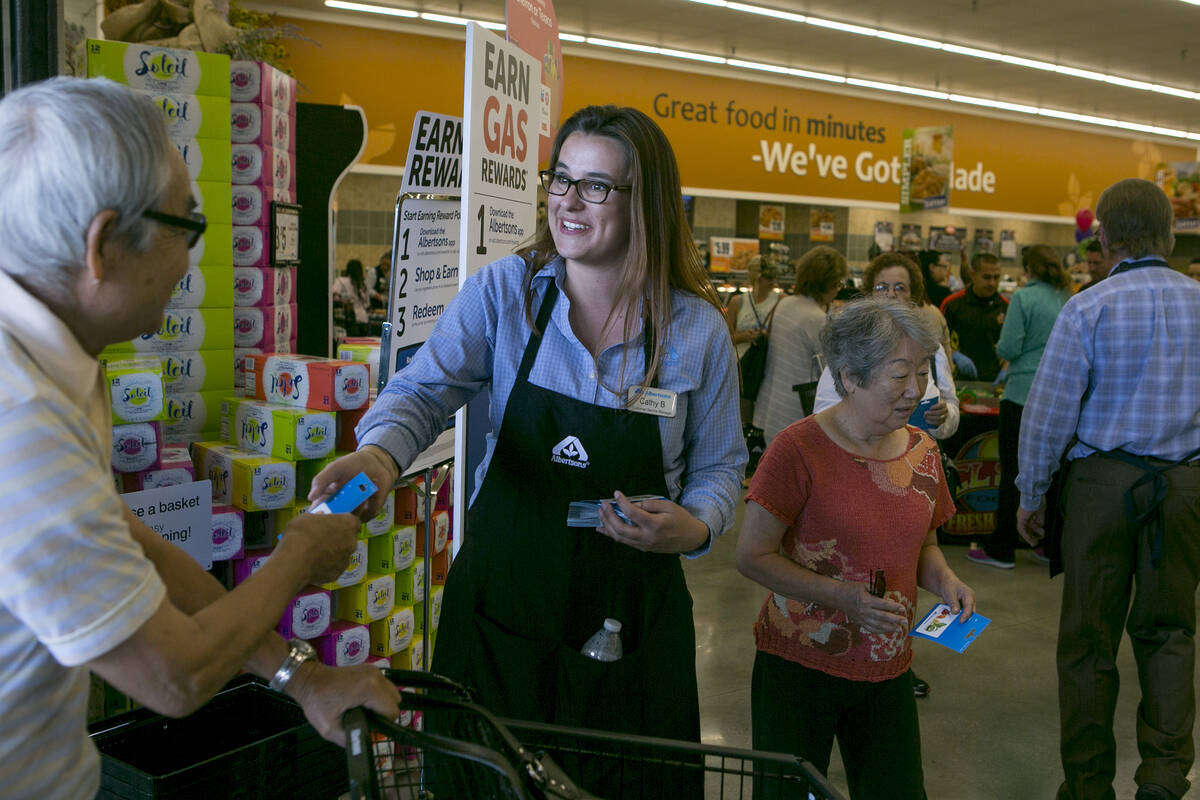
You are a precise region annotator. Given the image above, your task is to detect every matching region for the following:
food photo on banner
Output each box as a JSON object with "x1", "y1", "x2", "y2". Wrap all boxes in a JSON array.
[
  {"x1": 1155, "y1": 161, "x2": 1200, "y2": 231},
  {"x1": 901, "y1": 125, "x2": 953, "y2": 213},
  {"x1": 759, "y1": 203, "x2": 785, "y2": 240}
]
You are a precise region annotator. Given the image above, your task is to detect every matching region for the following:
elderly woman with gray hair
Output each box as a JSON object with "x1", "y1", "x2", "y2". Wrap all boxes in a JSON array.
[{"x1": 737, "y1": 297, "x2": 976, "y2": 799}]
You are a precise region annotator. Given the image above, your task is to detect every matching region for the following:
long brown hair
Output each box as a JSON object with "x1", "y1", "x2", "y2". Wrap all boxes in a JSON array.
[
  {"x1": 1023, "y1": 244, "x2": 1070, "y2": 290},
  {"x1": 518, "y1": 105, "x2": 718, "y2": 393}
]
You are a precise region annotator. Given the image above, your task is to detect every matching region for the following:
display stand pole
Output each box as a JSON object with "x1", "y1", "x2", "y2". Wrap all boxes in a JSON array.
[{"x1": 408, "y1": 462, "x2": 449, "y2": 671}]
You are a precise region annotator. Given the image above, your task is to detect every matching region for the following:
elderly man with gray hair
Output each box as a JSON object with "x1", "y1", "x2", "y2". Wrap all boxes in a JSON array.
[
  {"x1": 0, "y1": 78, "x2": 400, "y2": 799},
  {"x1": 1017, "y1": 178, "x2": 1200, "y2": 800}
]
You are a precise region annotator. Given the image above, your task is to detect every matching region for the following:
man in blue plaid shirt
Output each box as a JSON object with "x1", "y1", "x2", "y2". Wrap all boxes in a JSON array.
[{"x1": 1016, "y1": 178, "x2": 1200, "y2": 800}]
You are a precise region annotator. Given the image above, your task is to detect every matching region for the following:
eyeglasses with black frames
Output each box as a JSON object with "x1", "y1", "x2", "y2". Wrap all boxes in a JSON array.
[
  {"x1": 142, "y1": 209, "x2": 207, "y2": 249},
  {"x1": 872, "y1": 282, "x2": 911, "y2": 296},
  {"x1": 538, "y1": 170, "x2": 631, "y2": 204}
]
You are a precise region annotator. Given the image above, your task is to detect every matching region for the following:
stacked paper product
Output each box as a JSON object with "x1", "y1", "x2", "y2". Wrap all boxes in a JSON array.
[{"x1": 88, "y1": 40, "x2": 234, "y2": 444}]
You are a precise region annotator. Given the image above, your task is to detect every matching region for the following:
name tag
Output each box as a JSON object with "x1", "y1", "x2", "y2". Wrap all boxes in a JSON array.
[{"x1": 627, "y1": 386, "x2": 677, "y2": 418}]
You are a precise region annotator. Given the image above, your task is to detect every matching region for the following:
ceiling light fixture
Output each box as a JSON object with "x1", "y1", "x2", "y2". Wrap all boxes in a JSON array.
[
  {"x1": 321, "y1": 1, "x2": 1199, "y2": 141},
  {"x1": 323, "y1": 1, "x2": 417, "y2": 19},
  {"x1": 683, "y1": 0, "x2": 1200, "y2": 103}
]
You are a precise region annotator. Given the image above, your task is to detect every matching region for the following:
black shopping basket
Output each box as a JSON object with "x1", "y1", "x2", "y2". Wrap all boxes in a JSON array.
[{"x1": 344, "y1": 670, "x2": 843, "y2": 800}]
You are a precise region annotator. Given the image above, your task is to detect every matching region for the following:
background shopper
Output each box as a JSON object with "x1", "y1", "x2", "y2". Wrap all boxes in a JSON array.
[
  {"x1": 751, "y1": 246, "x2": 847, "y2": 444},
  {"x1": 940, "y1": 252, "x2": 1008, "y2": 381},
  {"x1": 726, "y1": 255, "x2": 780, "y2": 424},
  {"x1": 311, "y1": 105, "x2": 745, "y2": 795},
  {"x1": 738, "y1": 298, "x2": 974, "y2": 799},
  {"x1": 968, "y1": 245, "x2": 1068, "y2": 569}
]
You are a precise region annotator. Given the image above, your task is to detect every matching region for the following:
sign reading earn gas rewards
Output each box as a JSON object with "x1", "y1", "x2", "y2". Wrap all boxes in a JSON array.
[{"x1": 460, "y1": 24, "x2": 539, "y2": 279}]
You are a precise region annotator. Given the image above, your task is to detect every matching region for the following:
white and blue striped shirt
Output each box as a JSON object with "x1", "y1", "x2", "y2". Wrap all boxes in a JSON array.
[
  {"x1": 0, "y1": 269, "x2": 166, "y2": 799},
  {"x1": 358, "y1": 255, "x2": 747, "y2": 552}
]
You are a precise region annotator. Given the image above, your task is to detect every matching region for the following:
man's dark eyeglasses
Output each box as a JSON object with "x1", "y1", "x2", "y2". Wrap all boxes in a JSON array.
[
  {"x1": 538, "y1": 170, "x2": 631, "y2": 204},
  {"x1": 143, "y1": 209, "x2": 207, "y2": 248}
]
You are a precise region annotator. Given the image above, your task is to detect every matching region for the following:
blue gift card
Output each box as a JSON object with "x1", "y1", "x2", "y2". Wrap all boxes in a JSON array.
[
  {"x1": 907, "y1": 396, "x2": 938, "y2": 430},
  {"x1": 310, "y1": 472, "x2": 377, "y2": 515},
  {"x1": 910, "y1": 604, "x2": 990, "y2": 653}
]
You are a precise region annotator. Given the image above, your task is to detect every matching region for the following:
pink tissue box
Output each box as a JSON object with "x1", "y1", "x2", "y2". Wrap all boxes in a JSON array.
[
  {"x1": 229, "y1": 60, "x2": 296, "y2": 111},
  {"x1": 312, "y1": 621, "x2": 370, "y2": 667},
  {"x1": 234, "y1": 266, "x2": 296, "y2": 307},
  {"x1": 232, "y1": 546, "x2": 272, "y2": 586},
  {"x1": 230, "y1": 144, "x2": 295, "y2": 200},
  {"x1": 211, "y1": 505, "x2": 244, "y2": 561},
  {"x1": 278, "y1": 586, "x2": 332, "y2": 640},
  {"x1": 120, "y1": 444, "x2": 195, "y2": 491},
  {"x1": 233, "y1": 303, "x2": 295, "y2": 350},
  {"x1": 111, "y1": 421, "x2": 164, "y2": 474},
  {"x1": 231, "y1": 103, "x2": 295, "y2": 152}
]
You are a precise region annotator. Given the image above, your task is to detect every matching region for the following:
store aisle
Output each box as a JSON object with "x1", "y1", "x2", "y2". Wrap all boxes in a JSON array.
[{"x1": 684, "y1": 503, "x2": 1200, "y2": 800}]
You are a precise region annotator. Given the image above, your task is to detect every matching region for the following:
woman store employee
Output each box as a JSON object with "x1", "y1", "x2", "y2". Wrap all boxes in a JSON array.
[{"x1": 312, "y1": 106, "x2": 745, "y2": 745}]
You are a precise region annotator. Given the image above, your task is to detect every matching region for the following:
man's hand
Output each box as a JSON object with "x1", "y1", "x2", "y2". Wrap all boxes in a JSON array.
[
  {"x1": 596, "y1": 491, "x2": 709, "y2": 554},
  {"x1": 310, "y1": 445, "x2": 399, "y2": 520},
  {"x1": 286, "y1": 661, "x2": 402, "y2": 745},
  {"x1": 1017, "y1": 503, "x2": 1046, "y2": 546},
  {"x1": 275, "y1": 512, "x2": 360, "y2": 585}
]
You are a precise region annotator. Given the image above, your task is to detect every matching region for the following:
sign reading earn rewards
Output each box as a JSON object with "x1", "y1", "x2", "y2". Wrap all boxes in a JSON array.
[
  {"x1": 122, "y1": 480, "x2": 213, "y2": 570},
  {"x1": 460, "y1": 23, "x2": 539, "y2": 279}
]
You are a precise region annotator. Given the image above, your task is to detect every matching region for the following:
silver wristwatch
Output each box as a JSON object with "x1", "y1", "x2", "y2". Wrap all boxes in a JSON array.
[{"x1": 269, "y1": 639, "x2": 317, "y2": 693}]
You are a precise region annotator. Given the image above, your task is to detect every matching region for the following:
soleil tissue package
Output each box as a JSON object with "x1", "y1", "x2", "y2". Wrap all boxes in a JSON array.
[
  {"x1": 230, "y1": 60, "x2": 296, "y2": 110},
  {"x1": 278, "y1": 586, "x2": 331, "y2": 640},
  {"x1": 232, "y1": 546, "x2": 271, "y2": 586},
  {"x1": 318, "y1": 539, "x2": 368, "y2": 590},
  {"x1": 86, "y1": 39, "x2": 230, "y2": 96},
  {"x1": 157, "y1": 350, "x2": 234, "y2": 394},
  {"x1": 389, "y1": 638, "x2": 424, "y2": 672},
  {"x1": 220, "y1": 397, "x2": 335, "y2": 461},
  {"x1": 416, "y1": 509, "x2": 449, "y2": 557},
  {"x1": 166, "y1": 264, "x2": 234, "y2": 309},
  {"x1": 336, "y1": 407, "x2": 368, "y2": 452},
  {"x1": 148, "y1": 92, "x2": 231, "y2": 140},
  {"x1": 111, "y1": 421, "x2": 163, "y2": 474},
  {"x1": 395, "y1": 559, "x2": 426, "y2": 606},
  {"x1": 334, "y1": 572, "x2": 395, "y2": 624},
  {"x1": 211, "y1": 505, "x2": 245, "y2": 561},
  {"x1": 363, "y1": 491, "x2": 396, "y2": 537},
  {"x1": 120, "y1": 445, "x2": 195, "y2": 492},
  {"x1": 188, "y1": 440, "x2": 246, "y2": 506},
  {"x1": 369, "y1": 604, "x2": 415, "y2": 657},
  {"x1": 243, "y1": 354, "x2": 370, "y2": 412},
  {"x1": 231, "y1": 225, "x2": 269, "y2": 268},
  {"x1": 233, "y1": 347, "x2": 261, "y2": 389},
  {"x1": 104, "y1": 356, "x2": 166, "y2": 425},
  {"x1": 174, "y1": 137, "x2": 232, "y2": 184},
  {"x1": 233, "y1": 266, "x2": 295, "y2": 308},
  {"x1": 162, "y1": 390, "x2": 224, "y2": 438},
  {"x1": 231, "y1": 453, "x2": 295, "y2": 512},
  {"x1": 190, "y1": 223, "x2": 233, "y2": 268},
  {"x1": 368, "y1": 525, "x2": 416, "y2": 574},
  {"x1": 103, "y1": 307, "x2": 234, "y2": 354},
  {"x1": 313, "y1": 621, "x2": 370, "y2": 668},
  {"x1": 233, "y1": 303, "x2": 295, "y2": 350},
  {"x1": 337, "y1": 339, "x2": 382, "y2": 395}
]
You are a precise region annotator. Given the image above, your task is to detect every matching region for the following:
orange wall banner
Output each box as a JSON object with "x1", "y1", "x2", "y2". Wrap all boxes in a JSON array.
[{"x1": 282, "y1": 17, "x2": 1194, "y2": 218}]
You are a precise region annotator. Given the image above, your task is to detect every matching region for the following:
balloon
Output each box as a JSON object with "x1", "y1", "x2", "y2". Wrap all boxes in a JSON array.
[{"x1": 1075, "y1": 209, "x2": 1094, "y2": 232}]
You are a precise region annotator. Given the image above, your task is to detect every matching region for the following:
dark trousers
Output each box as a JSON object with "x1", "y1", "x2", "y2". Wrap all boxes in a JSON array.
[
  {"x1": 1056, "y1": 455, "x2": 1200, "y2": 799},
  {"x1": 984, "y1": 398, "x2": 1023, "y2": 561},
  {"x1": 751, "y1": 650, "x2": 925, "y2": 800}
]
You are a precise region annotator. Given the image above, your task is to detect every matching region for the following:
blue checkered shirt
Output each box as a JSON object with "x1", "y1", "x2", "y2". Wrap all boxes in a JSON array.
[{"x1": 1016, "y1": 262, "x2": 1200, "y2": 510}]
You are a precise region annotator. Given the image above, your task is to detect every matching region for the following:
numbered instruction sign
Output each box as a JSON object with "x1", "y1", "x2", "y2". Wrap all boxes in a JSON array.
[{"x1": 386, "y1": 197, "x2": 461, "y2": 373}]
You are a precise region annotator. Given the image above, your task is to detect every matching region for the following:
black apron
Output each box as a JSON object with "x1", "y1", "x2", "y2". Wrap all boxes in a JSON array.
[{"x1": 431, "y1": 282, "x2": 701, "y2": 796}]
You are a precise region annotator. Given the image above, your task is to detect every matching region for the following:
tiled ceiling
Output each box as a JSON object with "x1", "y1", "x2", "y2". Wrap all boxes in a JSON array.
[{"x1": 272, "y1": 0, "x2": 1200, "y2": 137}]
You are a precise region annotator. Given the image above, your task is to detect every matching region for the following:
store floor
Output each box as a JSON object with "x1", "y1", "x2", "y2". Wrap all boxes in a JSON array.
[{"x1": 683, "y1": 501, "x2": 1200, "y2": 800}]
